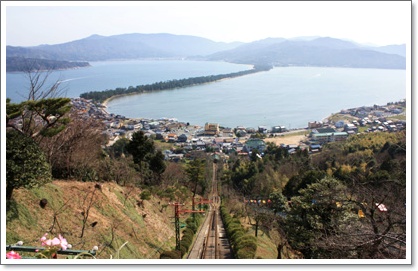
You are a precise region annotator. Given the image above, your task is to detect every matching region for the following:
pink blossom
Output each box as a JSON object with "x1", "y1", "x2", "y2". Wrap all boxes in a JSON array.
[
  {"x1": 6, "y1": 251, "x2": 21, "y2": 259},
  {"x1": 40, "y1": 233, "x2": 68, "y2": 250},
  {"x1": 58, "y1": 234, "x2": 68, "y2": 250},
  {"x1": 44, "y1": 237, "x2": 61, "y2": 247},
  {"x1": 40, "y1": 233, "x2": 48, "y2": 245}
]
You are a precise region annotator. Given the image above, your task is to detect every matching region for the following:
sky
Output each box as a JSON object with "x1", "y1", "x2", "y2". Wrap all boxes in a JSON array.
[{"x1": 1, "y1": 1, "x2": 412, "y2": 47}]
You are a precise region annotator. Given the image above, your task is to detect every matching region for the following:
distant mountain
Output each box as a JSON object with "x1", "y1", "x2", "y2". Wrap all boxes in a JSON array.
[
  {"x1": 6, "y1": 33, "x2": 243, "y2": 61},
  {"x1": 6, "y1": 56, "x2": 90, "y2": 72},
  {"x1": 369, "y1": 44, "x2": 406, "y2": 58},
  {"x1": 6, "y1": 34, "x2": 406, "y2": 70},
  {"x1": 205, "y1": 37, "x2": 406, "y2": 69}
]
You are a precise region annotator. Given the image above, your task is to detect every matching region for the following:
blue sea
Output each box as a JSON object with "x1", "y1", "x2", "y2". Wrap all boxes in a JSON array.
[{"x1": 6, "y1": 60, "x2": 406, "y2": 129}]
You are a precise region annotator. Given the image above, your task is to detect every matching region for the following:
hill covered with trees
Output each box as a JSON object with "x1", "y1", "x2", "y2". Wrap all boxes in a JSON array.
[
  {"x1": 220, "y1": 131, "x2": 406, "y2": 259},
  {"x1": 6, "y1": 56, "x2": 90, "y2": 72}
]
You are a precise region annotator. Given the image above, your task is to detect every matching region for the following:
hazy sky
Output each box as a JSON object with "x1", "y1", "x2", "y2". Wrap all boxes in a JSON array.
[{"x1": 2, "y1": 1, "x2": 412, "y2": 47}]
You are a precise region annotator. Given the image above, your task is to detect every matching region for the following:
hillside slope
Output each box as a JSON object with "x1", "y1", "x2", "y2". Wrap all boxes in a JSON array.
[{"x1": 6, "y1": 180, "x2": 185, "y2": 259}]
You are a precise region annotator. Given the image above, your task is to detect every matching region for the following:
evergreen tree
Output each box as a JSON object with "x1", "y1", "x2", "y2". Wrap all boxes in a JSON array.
[
  {"x1": 186, "y1": 159, "x2": 206, "y2": 207},
  {"x1": 148, "y1": 151, "x2": 167, "y2": 185},
  {"x1": 126, "y1": 131, "x2": 156, "y2": 173},
  {"x1": 6, "y1": 130, "x2": 52, "y2": 200}
]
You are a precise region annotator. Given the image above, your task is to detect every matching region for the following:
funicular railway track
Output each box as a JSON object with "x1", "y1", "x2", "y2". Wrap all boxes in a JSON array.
[
  {"x1": 201, "y1": 209, "x2": 219, "y2": 259},
  {"x1": 187, "y1": 160, "x2": 232, "y2": 259}
]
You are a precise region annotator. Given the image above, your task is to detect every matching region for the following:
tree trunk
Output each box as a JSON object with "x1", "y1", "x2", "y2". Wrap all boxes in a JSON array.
[
  {"x1": 277, "y1": 243, "x2": 284, "y2": 259},
  {"x1": 6, "y1": 186, "x2": 14, "y2": 201}
]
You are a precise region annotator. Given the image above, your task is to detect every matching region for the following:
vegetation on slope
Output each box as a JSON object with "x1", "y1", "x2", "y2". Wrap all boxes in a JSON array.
[
  {"x1": 6, "y1": 180, "x2": 181, "y2": 259},
  {"x1": 219, "y1": 130, "x2": 406, "y2": 259},
  {"x1": 6, "y1": 56, "x2": 90, "y2": 72}
]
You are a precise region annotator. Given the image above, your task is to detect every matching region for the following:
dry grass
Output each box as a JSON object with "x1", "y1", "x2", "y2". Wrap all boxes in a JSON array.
[{"x1": 6, "y1": 180, "x2": 178, "y2": 259}]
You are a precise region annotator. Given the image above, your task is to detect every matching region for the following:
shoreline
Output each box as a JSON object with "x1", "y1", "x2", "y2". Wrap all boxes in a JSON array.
[
  {"x1": 98, "y1": 98, "x2": 406, "y2": 133},
  {"x1": 83, "y1": 64, "x2": 267, "y2": 104},
  {"x1": 101, "y1": 76, "x2": 238, "y2": 108}
]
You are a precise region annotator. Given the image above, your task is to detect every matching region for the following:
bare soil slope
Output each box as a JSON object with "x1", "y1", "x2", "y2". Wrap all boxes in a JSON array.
[{"x1": 6, "y1": 180, "x2": 180, "y2": 259}]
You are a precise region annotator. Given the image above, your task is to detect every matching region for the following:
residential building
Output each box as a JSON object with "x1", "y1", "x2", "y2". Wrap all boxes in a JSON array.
[
  {"x1": 272, "y1": 126, "x2": 287, "y2": 133},
  {"x1": 243, "y1": 138, "x2": 266, "y2": 153},
  {"x1": 204, "y1": 123, "x2": 220, "y2": 135},
  {"x1": 311, "y1": 132, "x2": 348, "y2": 144},
  {"x1": 177, "y1": 134, "x2": 188, "y2": 142},
  {"x1": 308, "y1": 121, "x2": 323, "y2": 129},
  {"x1": 344, "y1": 123, "x2": 358, "y2": 133}
]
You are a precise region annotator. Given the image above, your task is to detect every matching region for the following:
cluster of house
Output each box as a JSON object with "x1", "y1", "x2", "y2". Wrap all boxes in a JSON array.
[
  {"x1": 69, "y1": 99, "x2": 267, "y2": 159},
  {"x1": 305, "y1": 101, "x2": 406, "y2": 152},
  {"x1": 70, "y1": 98, "x2": 406, "y2": 161},
  {"x1": 339, "y1": 101, "x2": 406, "y2": 119}
]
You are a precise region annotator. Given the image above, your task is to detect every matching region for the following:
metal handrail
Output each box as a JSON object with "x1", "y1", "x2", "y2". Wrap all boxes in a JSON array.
[{"x1": 6, "y1": 245, "x2": 96, "y2": 257}]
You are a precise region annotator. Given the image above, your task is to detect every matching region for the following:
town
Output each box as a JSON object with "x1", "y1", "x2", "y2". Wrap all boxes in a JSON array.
[{"x1": 71, "y1": 97, "x2": 407, "y2": 161}]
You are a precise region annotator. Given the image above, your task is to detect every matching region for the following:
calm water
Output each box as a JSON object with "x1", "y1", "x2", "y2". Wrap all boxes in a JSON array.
[
  {"x1": 106, "y1": 66, "x2": 406, "y2": 129},
  {"x1": 6, "y1": 60, "x2": 252, "y2": 103},
  {"x1": 6, "y1": 60, "x2": 406, "y2": 129}
]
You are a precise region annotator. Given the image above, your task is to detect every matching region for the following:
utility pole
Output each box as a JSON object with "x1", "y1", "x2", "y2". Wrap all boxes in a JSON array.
[
  {"x1": 193, "y1": 197, "x2": 212, "y2": 211},
  {"x1": 168, "y1": 202, "x2": 205, "y2": 253}
]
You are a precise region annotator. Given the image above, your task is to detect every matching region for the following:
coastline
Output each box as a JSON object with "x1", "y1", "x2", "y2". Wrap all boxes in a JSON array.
[
  {"x1": 82, "y1": 65, "x2": 266, "y2": 104},
  {"x1": 99, "y1": 98, "x2": 406, "y2": 133},
  {"x1": 89, "y1": 68, "x2": 405, "y2": 131},
  {"x1": 101, "y1": 76, "x2": 237, "y2": 108}
]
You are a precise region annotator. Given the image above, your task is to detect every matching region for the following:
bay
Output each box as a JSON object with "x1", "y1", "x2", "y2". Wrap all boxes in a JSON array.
[
  {"x1": 106, "y1": 66, "x2": 406, "y2": 129},
  {"x1": 5, "y1": 60, "x2": 252, "y2": 103},
  {"x1": 6, "y1": 60, "x2": 406, "y2": 129}
]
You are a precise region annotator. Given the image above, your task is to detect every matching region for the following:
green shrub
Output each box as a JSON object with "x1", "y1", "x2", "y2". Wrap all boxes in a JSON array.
[
  {"x1": 140, "y1": 189, "x2": 151, "y2": 200},
  {"x1": 181, "y1": 235, "x2": 193, "y2": 249},
  {"x1": 226, "y1": 223, "x2": 242, "y2": 237},
  {"x1": 230, "y1": 230, "x2": 245, "y2": 245},
  {"x1": 187, "y1": 222, "x2": 198, "y2": 233},
  {"x1": 160, "y1": 250, "x2": 181, "y2": 259},
  {"x1": 236, "y1": 246, "x2": 256, "y2": 259},
  {"x1": 220, "y1": 202, "x2": 258, "y2": 259},
  {"x1": 179, "y1": 244, "x2": 188, "y2": 256},
  {"x1": 236, "y1": 236, "x2": 257, "y2": 251},
  {"x1": 182, "y1": 227, "x2": 194, "y2": 237}
]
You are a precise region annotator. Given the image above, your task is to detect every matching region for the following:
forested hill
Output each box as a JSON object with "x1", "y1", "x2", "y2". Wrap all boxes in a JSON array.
[{"x1": 6, "y1": 57, "x2": 90, "y2": 72}]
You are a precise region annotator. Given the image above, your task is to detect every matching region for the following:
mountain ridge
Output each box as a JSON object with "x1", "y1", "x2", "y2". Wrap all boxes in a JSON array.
[
  {"x1": 6, "y1": 33, "x2": 406, "y2": 70},
  {"x1": 205, "y1": 38, "x2": 406, "y2": 69}
]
